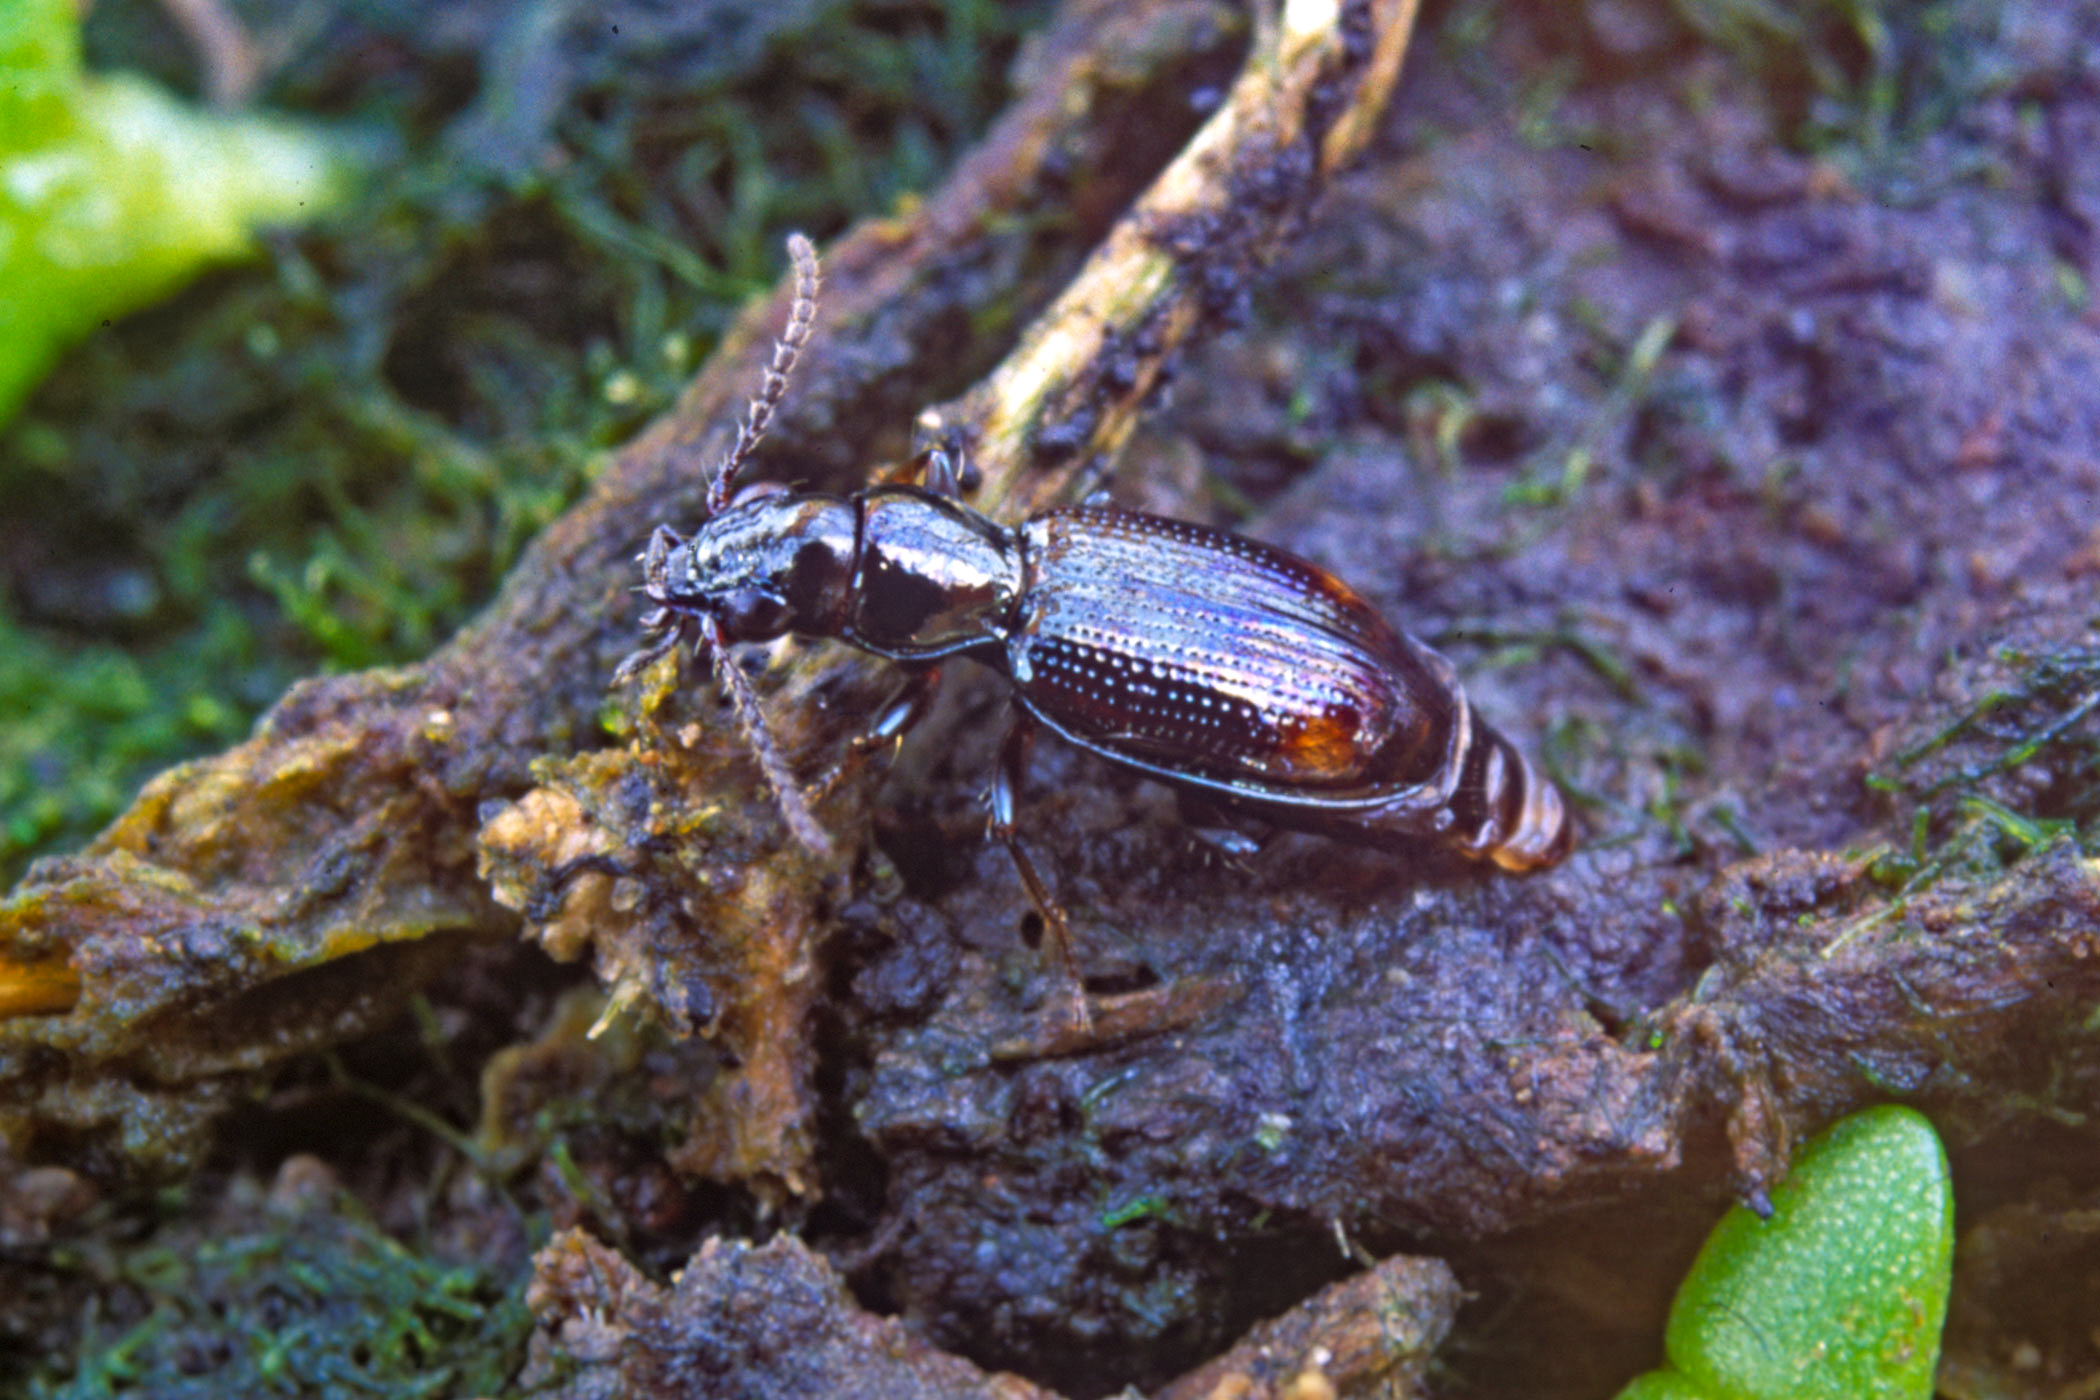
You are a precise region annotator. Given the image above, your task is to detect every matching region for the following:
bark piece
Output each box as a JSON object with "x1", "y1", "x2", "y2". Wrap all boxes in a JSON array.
[
  {"x1": 1152, "y1": 1252, "x2": 1460, "y2": 1400},
  {"x1": 521, "y1": 1228, "x2": 1065, "y2": 1400}
]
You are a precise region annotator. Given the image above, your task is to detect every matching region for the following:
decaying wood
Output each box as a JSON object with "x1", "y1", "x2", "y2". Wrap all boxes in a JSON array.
[
  {"x1": 0, "y1": 0, "x2": 1418, "y2": 1192},
  {"x1": 522, "y1": 1229, "x2": 1067, "y2": 1400},
  {"x1": 1150, "y1": 1250, "x2": 1460, "y2": 1400},
  {"x1": 521, "y1": 1225, "x2": 1458, "y2": 1400}
]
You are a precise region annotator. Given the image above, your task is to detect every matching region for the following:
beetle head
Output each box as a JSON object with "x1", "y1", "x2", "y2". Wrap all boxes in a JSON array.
[
  {"x1": 660, "y1": 493, "x2": 857, "y2": 644},
  {"x1": 608, "y1": 234, "x2": 839, "y2": 859}
]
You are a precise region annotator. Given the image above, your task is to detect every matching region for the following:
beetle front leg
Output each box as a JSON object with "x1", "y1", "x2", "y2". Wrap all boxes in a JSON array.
[
  {"x1": 988, "y1": 708, "x2": 1089, "y2": 1031},
  {"x1": 808, "y1": 666, "x2": 945, "y2": 801}
]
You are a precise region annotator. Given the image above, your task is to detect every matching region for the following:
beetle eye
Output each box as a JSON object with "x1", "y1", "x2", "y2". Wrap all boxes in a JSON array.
[{"x1": 717, "y1": 588, "x2": 792, "y2": 640}]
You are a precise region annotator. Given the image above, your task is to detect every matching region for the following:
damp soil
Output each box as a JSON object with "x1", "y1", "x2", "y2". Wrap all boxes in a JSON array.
[{"x1": 829, "y1": 5, "x2": 2100, "y2": 1395}]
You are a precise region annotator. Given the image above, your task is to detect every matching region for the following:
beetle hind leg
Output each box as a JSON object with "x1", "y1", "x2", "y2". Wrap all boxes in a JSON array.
[
  {"x1": 987, "y1": 709, "x2": 1090, "y2": 1032},
  {"x1": 983, "y1": 711, "x2": 1249, "y2": 1060}
]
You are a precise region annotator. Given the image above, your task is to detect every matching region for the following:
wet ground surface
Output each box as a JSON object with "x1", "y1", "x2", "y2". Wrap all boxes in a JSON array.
[{"x1": 819, "y1": 4, "x2": 2100, "y2": 1392}]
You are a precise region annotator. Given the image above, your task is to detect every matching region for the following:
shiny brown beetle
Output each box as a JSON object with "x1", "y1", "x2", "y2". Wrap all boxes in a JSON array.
[{"x1": 617, "y1": 236, "x2": 1571, "y2": 995}]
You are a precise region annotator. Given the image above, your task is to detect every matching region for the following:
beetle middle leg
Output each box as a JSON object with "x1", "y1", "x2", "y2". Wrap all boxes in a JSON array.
[
  {"x1": 1173, "y1": 790, "x2": 1272, "y2": 870},
  {"x1": 988, "y1": 707, "x2": 1090, "y2": 1031},
  {"x1": 875, "y1": 445, "x2": 970, "y2": 496}
]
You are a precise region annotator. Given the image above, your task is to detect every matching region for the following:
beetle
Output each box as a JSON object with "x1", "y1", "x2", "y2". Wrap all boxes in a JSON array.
[{"x1": 616, "y1": 235, "x2": 1571, "y2": 1009}]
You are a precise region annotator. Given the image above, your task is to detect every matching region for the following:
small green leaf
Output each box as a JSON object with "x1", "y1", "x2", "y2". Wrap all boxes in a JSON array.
[
  {"x1": 1612, "y1": 1373, "x2": 1713, "y2": 1400},
  {"x1": 0, "y1": 0, "x2": 359, "y2": 426},
  {"x1": 1613, "y1": 1105, "x2": 1954, "y2": 1400}
]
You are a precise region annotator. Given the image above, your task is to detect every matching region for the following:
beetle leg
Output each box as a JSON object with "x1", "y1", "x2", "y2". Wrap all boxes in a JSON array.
[
  {"x1": 920, "y1": 447, "x2": 965, "y2": 497},
  {"x1": 881, "y1": 446, "x2": 969, "y2": 497},
  {"x1": 1173, "y1": 790, "x2": 1271, "y2": 869},
  {"x1": 869, "y1": 665, "x2": 944, "y2": 742},
  {"x1": 611, "y1": 618, "x2": 685, "y2": 685},
  {"x1": 638, "y1": 525, "x2": 683, "y2": 596},
  {"x1": 988, "y1": 708, "x2": 1089, "y2": 1030},
  {"x1": 808, "y1": 666, "x2": 944, "y2": 800}
]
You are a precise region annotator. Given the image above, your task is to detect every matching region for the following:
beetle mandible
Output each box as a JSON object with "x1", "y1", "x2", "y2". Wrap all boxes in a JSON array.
[{"x1": 615, "y1": 235, "x2": 1572, "y2": 1006}]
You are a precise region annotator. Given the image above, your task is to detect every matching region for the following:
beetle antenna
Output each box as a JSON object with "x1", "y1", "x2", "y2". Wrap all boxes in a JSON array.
[
  {"x1": 708, "y1": 234, "x2": 821, "y2": 516},
  {"x1": 704, "y1": 617, "x2": 836, "y2": 859}
]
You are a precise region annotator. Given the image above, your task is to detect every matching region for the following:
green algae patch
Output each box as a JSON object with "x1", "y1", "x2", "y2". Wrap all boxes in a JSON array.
[
  {"x1": 1616, "y1": 1106, "x2": 1954, "y2": 1400},
  {"x1": 0, "y1": 0, "x2": 356, "y2": 427}
]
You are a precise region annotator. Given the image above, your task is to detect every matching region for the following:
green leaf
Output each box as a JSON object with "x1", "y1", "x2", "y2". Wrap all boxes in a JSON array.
[
  {"x1": 1612, "y1": 1374, "x2": 1714, "y2": 1400},
  {"x1": 1614, "y1": 1105, "x2": 1954, "y2": 1400},
  {"x1": 0, "y1": 0, "x2": 359, "y2": 426}
]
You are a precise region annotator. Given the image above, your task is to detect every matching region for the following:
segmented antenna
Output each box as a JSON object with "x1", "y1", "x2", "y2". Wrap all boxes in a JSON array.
[
  {"x1": 705, "y1": 616, "x2": 835, "y2": 859},
  {"x1": 614, "y1": 240, "x2": 837, "y2": 861},
  {"x1": 707, "y1": 233, "x2": 821, "y2": 516}
]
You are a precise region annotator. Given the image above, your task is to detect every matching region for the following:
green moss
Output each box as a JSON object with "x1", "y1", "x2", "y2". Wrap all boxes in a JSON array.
[
  {"x1": 28, "y1": 1206, "x2": 531, "y2": 1399},
  {"x1": 0, "y1": 604, "x2": 257, "y2": 869},
  {"x1": 0, "y1": 0, "x2": 1053, "y2": 885},
  {"x1": 1879, "y1": 644, "x2": 2100, "y2": 804},
  {"x1": 1861, "y1": 642, "x2": 2100, "y2": 896},
  {"x1": 1099, "y1": 1193, "x2": 1175, "y2": 1231},
  {"x1": 1659, "y1": 0, "x2": 2010, "y2": 172}
]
